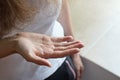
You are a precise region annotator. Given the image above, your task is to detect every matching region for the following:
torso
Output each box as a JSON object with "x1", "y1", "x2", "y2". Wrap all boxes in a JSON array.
[{"x1": 0, "y1": 0, "x2": 66, "y2": 80}]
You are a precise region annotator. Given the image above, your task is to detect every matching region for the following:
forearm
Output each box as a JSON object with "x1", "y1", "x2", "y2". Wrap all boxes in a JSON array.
[
  {"x1": 58, "y1": 0, "x2": 73, "y2": 36},
  {"x1": 58, "y1": 0, "x2": 80, "y2": 57},
  {"x1": 0, "y1": 37, "x2": 16, "y2": 58}
]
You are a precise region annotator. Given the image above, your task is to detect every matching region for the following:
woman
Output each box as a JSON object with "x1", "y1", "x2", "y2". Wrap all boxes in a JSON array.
[{"x1": 0, "y1": 0, "x2": 84, "y2": 80}]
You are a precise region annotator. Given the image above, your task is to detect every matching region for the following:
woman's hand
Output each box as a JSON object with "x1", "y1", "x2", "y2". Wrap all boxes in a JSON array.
[
  {"x1": 13, "y1": 32, "x2": 83, "y2": 67},
  {"x1": 71, "y1": 54, "x2": 84, "y2": 80}
]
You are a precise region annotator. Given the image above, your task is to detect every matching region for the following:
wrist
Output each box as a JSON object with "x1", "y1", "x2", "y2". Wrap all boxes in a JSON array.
[
  {"x1": 4, "y1": 35, "x2": 19, "y2": 54},
  {"x1": 70, "y1": 53, "x2": 80, "y2": 59},
  {"x1": 0, "y1": 35, "x2": 18, "y2": 58}
]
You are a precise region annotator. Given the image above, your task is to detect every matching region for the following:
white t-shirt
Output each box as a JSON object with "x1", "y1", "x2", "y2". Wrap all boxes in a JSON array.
[{"x1": 0, "y1": 0, "x2": 66, "y2": 80}]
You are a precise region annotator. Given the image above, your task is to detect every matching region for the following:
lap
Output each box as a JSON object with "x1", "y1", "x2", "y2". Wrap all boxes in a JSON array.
[{"x1": 45, "y1": 56, "x2": 76, "y2": 80}]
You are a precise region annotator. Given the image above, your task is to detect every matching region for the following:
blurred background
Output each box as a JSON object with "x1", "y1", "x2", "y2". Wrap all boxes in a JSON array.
[{"x1": 69, "y1": 0, "x2": 120, "y2": 77}]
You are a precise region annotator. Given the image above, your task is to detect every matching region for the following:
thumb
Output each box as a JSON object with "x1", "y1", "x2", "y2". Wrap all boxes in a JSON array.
[{"x1": 32, "y1": 55, "x2": 52, "y2": 67}]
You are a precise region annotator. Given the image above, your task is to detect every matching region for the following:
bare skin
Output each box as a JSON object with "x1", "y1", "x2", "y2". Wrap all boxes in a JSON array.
[
  {"x1": 59, "y1": 0, "x2": 84, "y2": 79},
  {"x1": 0, "y1": 32, "x2": 83, "y2": 67},
  {"x1": 0, "y1": 0, "x2": 84, "y2": 79}
]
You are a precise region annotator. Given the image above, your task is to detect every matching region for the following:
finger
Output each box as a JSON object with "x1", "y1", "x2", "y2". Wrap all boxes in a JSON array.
[
  {"x1": 51, "y1": 36, "x2": 73, "y2": 42},
  {"x1": 76, "y1": 66, "x2": 84, "y2": 80},
  {"x1": 76, "y1": 70, "x2": 81, "y2": 80},
  {"x1": 54, "y1": 42, "x2": 84, "y2": 51},
  {"x1": 50, "y1": 48, "x2": 80, "y2": 58},
  {"x1": 54, "y1": 41, "x2": 80, "y2": 47},
  {"x1": 79, "y1": 70, "x2": 83, "y2": 79},
  {"x1": 30, "y1": 55, "x2": 52, "y2": 67},
  {"x1": 80, "y1": 65, "x2": 84, "y2": 79}
]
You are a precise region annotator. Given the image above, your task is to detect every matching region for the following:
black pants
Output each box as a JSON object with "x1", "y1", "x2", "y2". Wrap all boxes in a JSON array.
[{"x1": 45, "y1": 56, "x2": 76, "y2": 80}]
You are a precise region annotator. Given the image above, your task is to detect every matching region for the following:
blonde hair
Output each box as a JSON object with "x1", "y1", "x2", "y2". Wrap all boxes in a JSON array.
[
  {"x1": 0, "y1": 0, "x2": 37, "y2": 36},
  {"x1": 0, "y1": 0, "x2": 58, "y2": 37}
]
